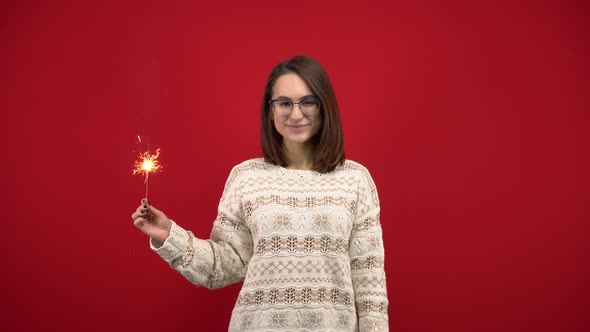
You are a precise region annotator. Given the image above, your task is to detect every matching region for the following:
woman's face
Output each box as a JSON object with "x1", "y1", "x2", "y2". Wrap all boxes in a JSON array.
[{"x1": 271, "y1": 73, "x2": 322, "y2": 146}]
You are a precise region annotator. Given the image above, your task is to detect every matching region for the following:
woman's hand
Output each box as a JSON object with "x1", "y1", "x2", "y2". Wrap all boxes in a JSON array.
[{"x1": 131, "y1": 198, "x2": 172, "y2": 246}]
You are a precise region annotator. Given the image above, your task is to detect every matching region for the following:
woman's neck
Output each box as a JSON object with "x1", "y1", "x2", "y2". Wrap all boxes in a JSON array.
[{"x1": 283, "y1": 141, "x2": 314, "y2": 170}]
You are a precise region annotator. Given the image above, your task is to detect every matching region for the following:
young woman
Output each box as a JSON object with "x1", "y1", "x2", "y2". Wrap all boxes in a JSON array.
[{"x1": 131, "y1": 55, "x2": 389, "y2": 331}]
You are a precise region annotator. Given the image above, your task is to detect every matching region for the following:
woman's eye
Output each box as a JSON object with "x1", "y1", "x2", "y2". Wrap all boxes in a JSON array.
[
  {"x1": 279, "y1": 101, "x2": 292, "y2": 107},
  {"x1": 301, "y1": 100, "x2": 315, "y2": 107}
]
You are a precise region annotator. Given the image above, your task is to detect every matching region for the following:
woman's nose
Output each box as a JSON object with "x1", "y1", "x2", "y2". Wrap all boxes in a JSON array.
[{"x1": 289, "y1": 104, "x2": 304, "y2": 119}]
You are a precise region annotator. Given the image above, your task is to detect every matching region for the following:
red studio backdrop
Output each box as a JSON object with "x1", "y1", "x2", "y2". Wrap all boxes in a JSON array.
[{"x1": 0, "y1": 0, "x2": 588, "y2": 331}]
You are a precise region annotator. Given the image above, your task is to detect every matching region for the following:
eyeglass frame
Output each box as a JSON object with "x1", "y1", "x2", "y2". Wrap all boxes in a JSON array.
[{"x1": 269, "y1": 97, "x2": 322, "y2": 116}]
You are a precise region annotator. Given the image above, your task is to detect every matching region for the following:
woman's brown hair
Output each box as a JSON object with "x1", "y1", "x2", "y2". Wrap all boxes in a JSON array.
[{"x1": 261, "y1": 55, "x2": 345, "y2": 173}]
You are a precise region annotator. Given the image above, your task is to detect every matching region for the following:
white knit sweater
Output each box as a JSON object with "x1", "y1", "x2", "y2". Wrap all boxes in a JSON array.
[{"x1": 151, "y1": 158, "x2": 389, "y2": 331}]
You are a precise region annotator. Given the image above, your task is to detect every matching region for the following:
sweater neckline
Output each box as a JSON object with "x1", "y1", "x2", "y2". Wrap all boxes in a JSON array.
[{"x1": 274, "y1": 165, "x2": 322, "y2": 178}]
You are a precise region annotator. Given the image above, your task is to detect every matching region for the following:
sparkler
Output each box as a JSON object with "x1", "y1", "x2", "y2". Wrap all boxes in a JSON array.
[{"x1": 133, "y1": 147, "x2": 161, "y2": 201}]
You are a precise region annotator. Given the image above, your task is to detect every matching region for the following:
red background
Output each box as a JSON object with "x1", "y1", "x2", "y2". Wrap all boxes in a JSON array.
[{"x1": 1, "y1": 0, "x2": 589, "y2": 331}]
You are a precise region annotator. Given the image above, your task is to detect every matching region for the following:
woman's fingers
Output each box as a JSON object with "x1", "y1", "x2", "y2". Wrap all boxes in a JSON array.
[
  {"x1": 132, "y1": 199, "x2": 169, "y2": 241},
  {"x1": 134, "y1": 216, "x2": 146, "y2": 228},
  {"x1": 131, "y1": 202, "x2": 150, "y2": 219},
  {"x1": 146, "y1": 204, "x2": 161, "y2": 215},
  {"x1": 140, "y1": 203, "x2": 149, "y2": 212},
  {"x1": 135, "y1": 216, "x2": 156, "y2": 231},
  {"x1": 133, "y1": 205, "x2": 159, "y2": 224},
  {"x1": 131, "y1": 207, "x2": 147, "y2": 220}
]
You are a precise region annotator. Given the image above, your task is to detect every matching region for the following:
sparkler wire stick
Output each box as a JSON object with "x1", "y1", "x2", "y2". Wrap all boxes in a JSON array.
[
  {"x1": 146, "y1": 143, "x2": 150, "y2": 200},
  {"x1": 145, "y1": 170, "x2": 150, "y2": 201}
]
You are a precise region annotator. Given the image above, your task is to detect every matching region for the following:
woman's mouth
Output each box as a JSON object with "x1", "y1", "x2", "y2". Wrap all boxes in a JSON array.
[{"x1": 286, "y1": 124, "x2": 309, "y2": 129}]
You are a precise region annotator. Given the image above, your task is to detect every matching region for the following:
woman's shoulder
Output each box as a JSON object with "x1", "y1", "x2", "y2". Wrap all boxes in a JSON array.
[
  {"x1": 338, "y1": 159, "x2": 373, "y2": 175},
  {"x1": 337, "y1": 159, "x2": 379, "y2": 186},
  {"x1": 339, "y1": 160, "x2": 379, "y2": 198},
  {"x1": 222, "y1": 158, "x2": 271, "y2": 189}
]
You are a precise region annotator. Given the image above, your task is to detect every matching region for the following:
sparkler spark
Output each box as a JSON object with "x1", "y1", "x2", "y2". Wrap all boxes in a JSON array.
[{"x1": 133, "y1": 148, "x2": 161, "y2": 200}]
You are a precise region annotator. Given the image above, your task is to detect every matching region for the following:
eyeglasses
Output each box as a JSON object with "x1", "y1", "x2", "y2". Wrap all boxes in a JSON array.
[{"x1": 270, "y1": 97, "x2": 321, "y2": 116}]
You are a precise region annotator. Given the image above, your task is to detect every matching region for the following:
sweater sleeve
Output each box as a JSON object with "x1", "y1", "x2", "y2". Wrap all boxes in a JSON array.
[
  {"x1": 350, "y1": 166, "x2": 389, "y2": 332},
  {"x1": 150, "y1": 164, "x2": 253, "y2": 289}
]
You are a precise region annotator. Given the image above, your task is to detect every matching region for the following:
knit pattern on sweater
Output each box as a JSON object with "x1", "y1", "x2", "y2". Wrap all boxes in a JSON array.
[{"x1": 151, "y1": 158, "x2": 389, "y2": 332}]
